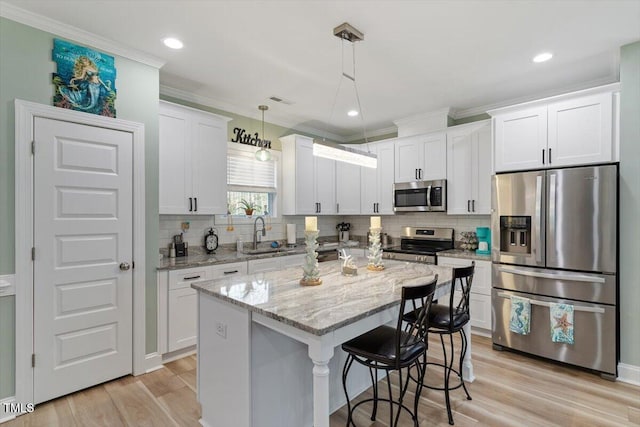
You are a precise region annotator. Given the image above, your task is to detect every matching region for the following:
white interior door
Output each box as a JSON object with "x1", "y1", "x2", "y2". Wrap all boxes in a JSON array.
[{"x1": 33, "y1": 117, "x2": 133, "y2": 404}]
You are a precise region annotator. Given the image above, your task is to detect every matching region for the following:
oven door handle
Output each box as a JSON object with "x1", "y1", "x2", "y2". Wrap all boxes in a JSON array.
[
  {"x1": 496, "y1": 291, "x2": 605, "y2": 313},
  {"x1": 496, "y1": 266, "x2": 605, "y2": 283}
]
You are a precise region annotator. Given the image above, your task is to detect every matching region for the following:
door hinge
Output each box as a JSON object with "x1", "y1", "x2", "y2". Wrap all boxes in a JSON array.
[
  {"x1": 31, "y1": 140, "x2": 35, "y2": 155},
  {"x1": 31, "y1": 353, "x2": 35, "y2": 367},
  {"x1": 31, "y1": 247, "x2": 35, "y2": 261}
]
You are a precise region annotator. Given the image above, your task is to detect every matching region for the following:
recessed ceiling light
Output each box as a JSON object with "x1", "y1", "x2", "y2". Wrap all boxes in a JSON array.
[
  {"x1": 347, "y1": 110, "x2": 359, "y2": 117},
  {"x1": 533, "y1": 52, "x2": 553, "y2": 63},
  {"x1": 163, "y1": 37, "x2": 184, "y2": 49}
]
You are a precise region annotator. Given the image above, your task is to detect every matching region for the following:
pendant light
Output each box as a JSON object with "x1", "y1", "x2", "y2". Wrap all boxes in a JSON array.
[
  {"x1": 313, "y1": 22, "x2": 377, "y2": 169},
  {"x1": 255, "y1": 105, "x2": 271, "y2": 161}
]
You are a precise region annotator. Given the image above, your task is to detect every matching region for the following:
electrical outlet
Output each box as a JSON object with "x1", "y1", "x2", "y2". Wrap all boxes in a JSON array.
[{"x1": 215, "y1": 322, "x2": 227, "y2": 339}]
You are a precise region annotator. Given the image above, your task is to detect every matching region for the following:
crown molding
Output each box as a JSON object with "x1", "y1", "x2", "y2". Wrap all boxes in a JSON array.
[
  {"x1": 392, "y1": 108, "x2": 453, "y2": 128},
  {"x1": 453, "y1": 75, "x2": 620, "y2": 119},
  {"x1": 344, "y1": 125, "x2": 398, "y2": 142},
  {"x1": 160, "y1": 84, "x2": 355, "y2": 143},
  {"x1": 0, "y1": 1, "x2": 165, "y2": 68}
]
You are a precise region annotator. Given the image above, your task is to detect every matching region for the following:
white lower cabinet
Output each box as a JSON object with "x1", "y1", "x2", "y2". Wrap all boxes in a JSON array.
[
  {"x1": 280, "y1": 254, "x2": 306, "y2": 269},
  {"x1": 437, "y1": 256, "x2": 492, "y2": 332},
  {"x1": 162, "y1": 261, "x2": 247, "y2": 354},
  {"x1": 248, "y1": 254, "x2": 306, "y2": 273},
  {"x1": 167, "y1": 267, "x2": 212, "y2": 352}
]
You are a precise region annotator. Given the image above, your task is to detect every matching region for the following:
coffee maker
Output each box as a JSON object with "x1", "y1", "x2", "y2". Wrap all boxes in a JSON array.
[{"x1": 476, "y1": 226, "x2": 491, "y2": 255}]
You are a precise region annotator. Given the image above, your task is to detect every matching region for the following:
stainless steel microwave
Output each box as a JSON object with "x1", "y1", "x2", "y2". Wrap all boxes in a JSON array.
[{"x1": 393, "y1": 180, "x2": 447, "y2": 212}]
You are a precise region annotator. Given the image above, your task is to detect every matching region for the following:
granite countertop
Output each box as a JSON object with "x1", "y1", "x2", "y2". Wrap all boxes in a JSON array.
[
  {"x1": 191, "y1": 258, "x2": 452, "y2": 336},
  {"x1": 439, "y1": 249, "x2": 492, "y2": 262},
  {"x1": 157, "y1": 242, "x2": 366, "y2": 271}
]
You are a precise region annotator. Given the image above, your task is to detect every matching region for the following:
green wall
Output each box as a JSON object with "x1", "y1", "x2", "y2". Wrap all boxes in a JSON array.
[
  {"x1": 619, "y1": 41, "x2": 640, "y2": 367},
  {"x1": 0, "y1": 17, "x2": 160, "y2": 399}
]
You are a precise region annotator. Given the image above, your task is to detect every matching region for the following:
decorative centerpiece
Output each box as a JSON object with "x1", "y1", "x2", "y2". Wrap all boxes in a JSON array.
[
  {"x1": 367, "y1": 216, "x2": 385, "y2": 271},
  {"x1": 460, "y1": 231, "x2": 478, "y2": 251},
  {"x1": 339, "y1": 249, "x2": 357, "y2": 276},
  {"x1": 300, "y1": 217, "x2": 322, "y2": 286}
]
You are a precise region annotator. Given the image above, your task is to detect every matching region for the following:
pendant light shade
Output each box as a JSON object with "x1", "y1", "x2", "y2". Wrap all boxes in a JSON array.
[{"x1": 255, "y1": 105, "x2": 271, "y2": 161}]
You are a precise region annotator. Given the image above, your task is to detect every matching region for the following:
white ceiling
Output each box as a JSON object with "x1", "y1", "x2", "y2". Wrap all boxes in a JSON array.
[{"x1": 2, "y1": 0, "x2": 639, "y2": 141}]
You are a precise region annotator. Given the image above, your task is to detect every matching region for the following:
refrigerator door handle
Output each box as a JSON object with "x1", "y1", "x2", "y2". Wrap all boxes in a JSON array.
[
  {"x1": 548, "y1": 173, "x2": 557, "y2": 260},
  {"x1": 496, "y1": 291, "x2": 605, "y2": 314},
  {"x1": 496, "y1": 265, "x2": 606, "y2": 283},
  {"x1": 535, "y1": 175, "x2": 543, "y2": 263}
]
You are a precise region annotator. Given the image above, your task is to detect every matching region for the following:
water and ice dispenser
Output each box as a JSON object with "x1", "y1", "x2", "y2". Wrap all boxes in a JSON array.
[{"x1": 499, "y1": 216, "x2": 531, "y2": 255}]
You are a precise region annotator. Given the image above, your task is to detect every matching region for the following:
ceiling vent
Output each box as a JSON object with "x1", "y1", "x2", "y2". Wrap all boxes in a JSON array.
[{"x1": 268, "y1": 95, "x2": 294, "y2": 105}]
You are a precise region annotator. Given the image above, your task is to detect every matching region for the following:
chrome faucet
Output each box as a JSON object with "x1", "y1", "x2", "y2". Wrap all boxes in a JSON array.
[{"x1": 253, "y1": 216, "x2": 266, "y2": 250}]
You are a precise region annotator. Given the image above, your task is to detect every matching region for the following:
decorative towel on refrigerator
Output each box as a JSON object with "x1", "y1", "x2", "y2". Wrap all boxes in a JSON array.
[
  {"x1": 550, "y1": 303, "x2": 574, "y2": 344},
  {"x1": 509, "y1": 295, "x2": 531, "y2": 335}
]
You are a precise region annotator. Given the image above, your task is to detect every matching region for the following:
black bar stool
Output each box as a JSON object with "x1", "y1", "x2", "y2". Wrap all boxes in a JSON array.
[
  {"x1": 403, "y1": 262, "x2": 475, "y2": 425},
  {"x1": 341, "y1": 276, "x2": 438, "y2": 427}
]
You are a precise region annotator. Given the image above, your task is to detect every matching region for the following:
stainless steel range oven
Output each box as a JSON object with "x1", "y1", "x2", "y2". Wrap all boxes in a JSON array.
[{"x1": 382, "y1": 227, "x2": 454, "y2": 264}]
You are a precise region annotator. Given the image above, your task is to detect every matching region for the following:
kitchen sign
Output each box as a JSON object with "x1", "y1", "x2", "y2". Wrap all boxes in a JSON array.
[{"x1": 231, "y1": 127, "x2": 271, "y2": 148}]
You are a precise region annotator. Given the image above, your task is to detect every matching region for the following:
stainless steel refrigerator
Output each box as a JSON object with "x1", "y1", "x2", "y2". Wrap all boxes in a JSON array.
[{"x1": 491, "y1": 164, "x2": 618, "y2": 378}]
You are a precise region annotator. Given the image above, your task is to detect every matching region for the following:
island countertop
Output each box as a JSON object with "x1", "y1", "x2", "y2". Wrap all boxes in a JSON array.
[{"x1": 192, "y1": 258, "x2": 452, "y2": 336}]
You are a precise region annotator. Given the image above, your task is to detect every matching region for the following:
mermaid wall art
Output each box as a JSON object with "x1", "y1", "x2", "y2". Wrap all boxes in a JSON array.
[{"x1": 52, "y1": 39, "x2": 117, "y2": 117}]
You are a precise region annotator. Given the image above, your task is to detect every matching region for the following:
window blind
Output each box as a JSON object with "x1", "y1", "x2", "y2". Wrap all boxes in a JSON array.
[{"x1": 227, "y1": 149, "x2": 276, "y2": 192}]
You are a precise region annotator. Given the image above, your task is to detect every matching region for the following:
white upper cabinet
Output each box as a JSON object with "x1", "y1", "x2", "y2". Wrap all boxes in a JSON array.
[
  {"x1": 336, "y1": 160, "x2": 361, "y2": 215},
  {"x1": 493, "y1": 106, "x2": 547, "y2": 172},
  {"x1": 394, "y1": 132, "x2": 447, "y2": 182},
  {"x1": 491, "y1": 85, "x2": 618, "y2": 172},
  {"x1": 361, "y1": 140, "x2": 395, "y2": 215},
  {"x1": 280, "y1": 134, "x2": 336, "y2": 215},
  {"x1": 159, "y1": 101, "x2": 230, "y2": 214},
  {"x1": 447, "y1": 121, "x2": 492, "y2": 215},
  {"x1": 547, "y1": 93, "x2": 613, "y2": 167}
]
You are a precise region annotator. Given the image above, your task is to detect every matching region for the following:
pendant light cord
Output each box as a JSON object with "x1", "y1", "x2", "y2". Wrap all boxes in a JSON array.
[
  {"x1": 351, "y1": 41, "x2": 369, "y2": 145},
  {"x1": 323, "y1": 36, "x2": 369, "y2": 146}
]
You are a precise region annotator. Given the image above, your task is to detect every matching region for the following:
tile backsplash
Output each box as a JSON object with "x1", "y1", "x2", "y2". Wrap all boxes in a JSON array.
[{"x1": 159, "y1": 213, "x2": 489, "y2": 252}]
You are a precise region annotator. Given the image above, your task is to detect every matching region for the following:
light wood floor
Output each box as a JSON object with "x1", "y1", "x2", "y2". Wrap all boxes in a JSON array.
[{"x1": 5, "y1": 335, "x2": 640, "y2": 426}]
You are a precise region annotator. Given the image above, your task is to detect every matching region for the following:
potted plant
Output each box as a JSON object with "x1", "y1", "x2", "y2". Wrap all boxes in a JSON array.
[{"x1": 239, "y1": 199, "x2": 257, "y2": 216}]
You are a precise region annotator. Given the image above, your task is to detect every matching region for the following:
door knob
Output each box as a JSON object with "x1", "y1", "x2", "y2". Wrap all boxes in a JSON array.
[{"x1": 119, "y1": 262, "x2": 131, "y2": 271}]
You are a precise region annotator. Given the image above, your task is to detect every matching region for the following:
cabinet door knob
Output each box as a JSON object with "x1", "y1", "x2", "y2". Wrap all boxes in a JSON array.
[
  {"x1": 472, "y1": 199, "x2": 475, "y2": 212},
  {"x1": 542, "y1": 149, "x2": 545, "y2": 164},
  {"x1": 548, "y1": 148, "x2": 552, "y2": 164},
  {"x1": 467, "y1": 200, "x2": 471, "y2": 212},
  {"x1": 194, "y1": 197, "x2": 198, "y2": 212},
  {"x1": 189, "y1": 197, "x2": 193, "y2": 212},
  {"x1": 119, "y1": 262, "x2": 131, "y2": 271}
]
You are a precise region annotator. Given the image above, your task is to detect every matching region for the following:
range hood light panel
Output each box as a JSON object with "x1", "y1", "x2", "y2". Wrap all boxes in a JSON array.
[{"x1": 313, "y1": 140, "x2": 377, "y2": 168}]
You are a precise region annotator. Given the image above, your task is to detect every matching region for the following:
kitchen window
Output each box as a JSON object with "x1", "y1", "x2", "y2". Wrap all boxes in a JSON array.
[{"x1": 226, "y1": 143, "x2": 278, "y2": 217}]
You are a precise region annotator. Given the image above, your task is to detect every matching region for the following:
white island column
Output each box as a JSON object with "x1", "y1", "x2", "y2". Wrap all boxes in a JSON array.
[{"x1": 308, "y1": 339, "x2": 335, "y2": 427}]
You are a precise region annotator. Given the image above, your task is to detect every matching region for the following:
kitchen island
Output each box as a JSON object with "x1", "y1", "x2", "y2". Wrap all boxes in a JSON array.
[{"x1": 192, "y1": 258, "x2": 469, "y2": 427}]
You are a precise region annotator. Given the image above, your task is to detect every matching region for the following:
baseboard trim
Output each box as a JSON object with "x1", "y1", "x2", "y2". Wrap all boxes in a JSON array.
[
  {"x1": 0, "y1": 396, "x2": 17, "y2": 424},
  {"x1": 144, "y1": 352, "x2": 163, "y2": 374},
  {"x1": 617, "y1": 363, "x2": 640, "y2": 386},
  {"x1": 161, "y1": 346, "x2": 197, "y2": 364},
  {"x1": 471, "y1": 327, "x2": 491, "y2": 338}
]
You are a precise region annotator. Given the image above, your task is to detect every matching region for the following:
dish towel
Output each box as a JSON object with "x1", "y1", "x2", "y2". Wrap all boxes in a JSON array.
[
  {"x1": 509, "y1": 295, "x2": 531, "y2": 335},
  {"x1": 550, "y1": 303, "x2": 574, "y2": 344}
]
